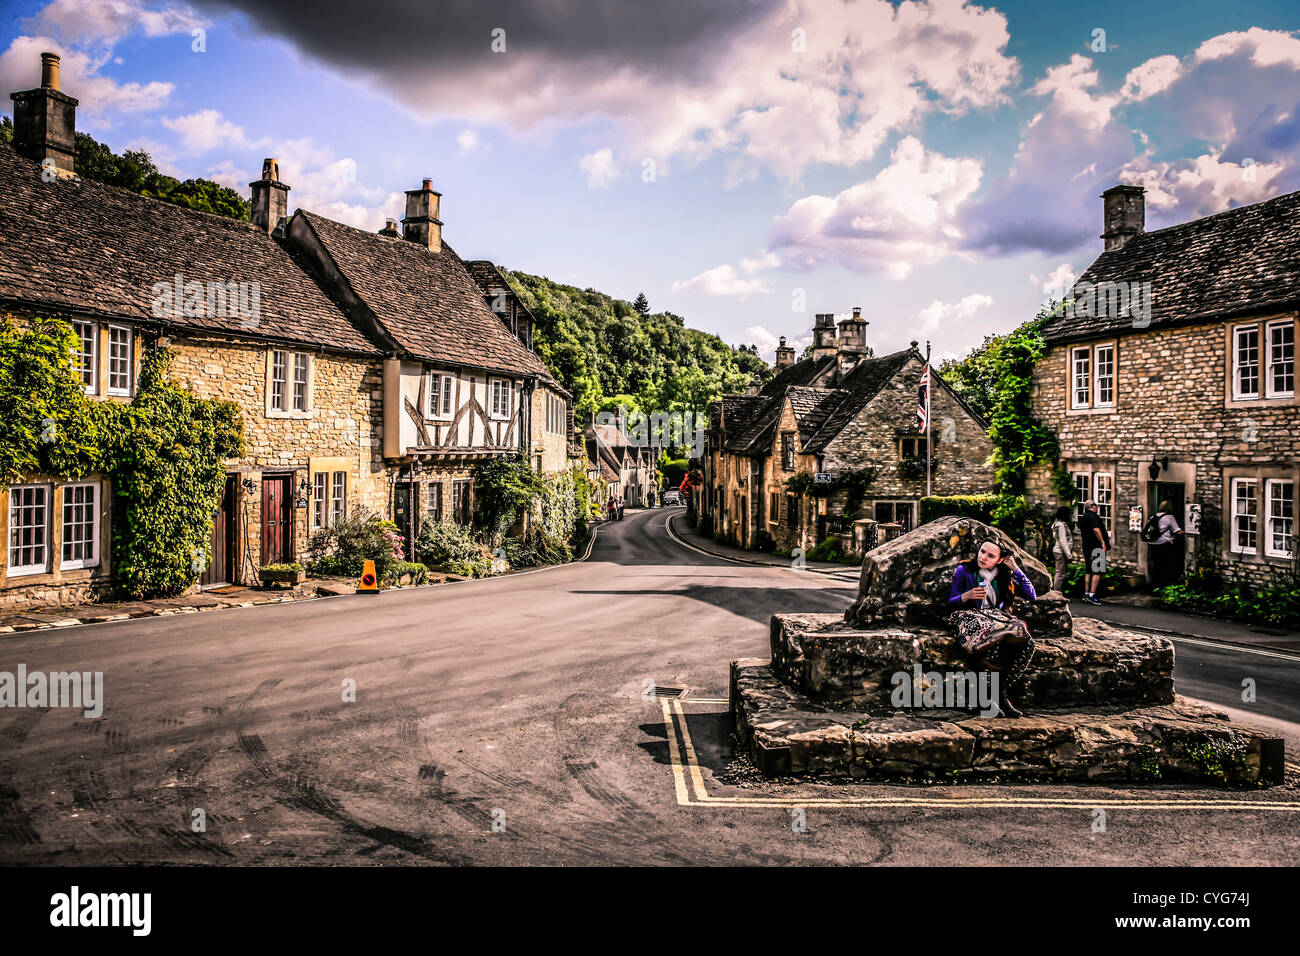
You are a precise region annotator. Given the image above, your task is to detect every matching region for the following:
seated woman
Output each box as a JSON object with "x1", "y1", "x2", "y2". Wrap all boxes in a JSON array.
[{"x1": 948, "y1": 538, "x2": 1037, "y2": 718}]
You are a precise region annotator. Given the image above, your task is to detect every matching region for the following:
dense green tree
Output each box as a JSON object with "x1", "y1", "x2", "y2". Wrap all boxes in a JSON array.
[{"x1": 633, "y1": 292, "x2": 650, "y2": 316}]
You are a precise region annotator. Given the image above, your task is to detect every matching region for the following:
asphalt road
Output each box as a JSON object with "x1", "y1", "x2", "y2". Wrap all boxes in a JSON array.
[{"x1": 1, "y1": 506, "x2": 1297, "y2": 866}]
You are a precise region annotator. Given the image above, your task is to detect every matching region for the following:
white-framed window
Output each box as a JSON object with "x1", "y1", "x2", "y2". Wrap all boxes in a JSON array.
[
  {"x1": 331, "y1": 471, "x2": 345, "y2": 526},
  {"x1": 312, "y1": 472, "x2": 327, "y2": 531},
  {"x1": 292, "y1": 353, "x2": 309, "y2": 411},
  {"x1": 1233, "y1": 325, "x2": 1261, "y2": 400},
  {"x1": 489, "y1": 378, "x2": 511, "y2": 420},
  {"x1": 1094, "y1": 472, "x2": 1114, "y2": 527},
  {"x1": 72, "y1": 319, "x2": 97, "y2": 392},
  {"x1": 1072, "y1": 471, "x2": 1091, "y2": 524},
  {"x1": 1266, "y1": 319, "x2": 1295, "y2": 398},
  {"x1": 1265, "y1": 479, "x2": 1294, "y2": 559},
  {"x1": 107, "y1": 324, "x2": 132, "y2": 396},
  {"x1": 1231, "y1": 477, "x2": 1258, "y2": 554},
  {"x1": 270, "y1": 350, "x2": 310, "y2": 413},
  {"x1": 782, "y1": 433, "x2": 796, "y2": 471},
  {"x1": 1070, "y1": 347, "x2": 1091, "y2": 409},
  {"x1": 271, "y1": 350, "x2": 287, "y2": 412},
  {"x1": 7, "y1": 483, "x2": 51, "y2": 575},
  {"x1": 1093, "y1": 344, "x2": 1115, "y2": 407},
  {"x1": 60, "y1": 482, "x2": 99, "y2": 569},
  {"x1": 429, "y1": 372, "x2": 454, "y2": 419}
]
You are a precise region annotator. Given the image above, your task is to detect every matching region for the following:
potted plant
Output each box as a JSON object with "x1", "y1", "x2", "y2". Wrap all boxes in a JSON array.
[{"x1": 259, "y1": 562, "x2": 306, "y2": 587}]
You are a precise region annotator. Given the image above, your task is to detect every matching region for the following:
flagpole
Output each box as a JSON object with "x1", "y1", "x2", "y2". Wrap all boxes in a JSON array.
[{"x1": 925, "y1": 340, "x2": 932, "y2": 500}]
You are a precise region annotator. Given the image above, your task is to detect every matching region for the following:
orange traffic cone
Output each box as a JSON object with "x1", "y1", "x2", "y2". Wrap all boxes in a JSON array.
[{"x1": 358, "y1": 559, "x2": 379, "y2": 594}]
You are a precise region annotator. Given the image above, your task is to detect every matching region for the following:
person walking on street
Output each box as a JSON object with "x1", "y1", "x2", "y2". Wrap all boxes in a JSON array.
[
  {"x1": 1078, "y1": 500, "x2": 1110, "y2": 605},
  {"x1": 616, "y1": 495, "x2": 625, "y2": 520},
  {"x1": 647, "y1": 488, "x2": 656, "y2": 509},
  {"x1": 1050, "y1": 506, "x2": 1073, "y2": 593},
  {"x1": 1148, "y1": 500, "x2": 1185, "y2": 588}
]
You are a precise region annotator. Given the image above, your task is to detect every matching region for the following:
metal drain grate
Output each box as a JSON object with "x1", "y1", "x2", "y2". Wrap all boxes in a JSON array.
[{"x1": 653, "y1": 686, "x2": 688, "y2": 699}]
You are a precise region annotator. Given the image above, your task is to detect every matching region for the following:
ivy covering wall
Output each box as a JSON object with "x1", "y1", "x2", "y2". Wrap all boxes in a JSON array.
[{"x1": 1, "y1": 315, "x2": 244, "y2": 599}]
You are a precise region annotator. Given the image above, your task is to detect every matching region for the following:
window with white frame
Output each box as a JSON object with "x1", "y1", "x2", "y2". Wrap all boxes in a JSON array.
[
  {"x1": 293, "y1": 353, "x2": 309, "y2": 411},
  {"x1": 782, "y1": 432, "x2": 796, "y2": 471},
  {"x1": 1094, "y1": 472, "x2": 1114, "y2": 527},
  {"x1": 1070, "y1": 347, "x2": 1091, "y2": 408},
  {"x1": 331, "y1": 472, "x2": 345, "y2": 526},
  {"x1": 489, "y1": 378, "x2": 510, "y2": 420},
  {"x1": 1233, "y1": 325, "x2": 1261, "y2": 400},
  {"x1": 107, "y1": 324, "x2": 132, "y2": 395},
  {"x1": 1266, "y1": 479, "x2": 1294, "y2": 559},
  {"x1": 271, "y1": 351, "x2": 287, "y2": 412},
  {"x1": 426, "y1": 482, "x2": 442, "y2": 522},
  {"x1": 1072, "y1": 472, "x2": 1092, "y2": 523},
  {"x1": 72, "y1": 320, "x2": 97, "y2": 392},
  {"x1": 1231, "y1": 477, "x2": 1258, "y2": 554},
  {"x1": 429, "y1": 372, "x2": 454, "y2": 419},
  {"x1": 1070, "y1": 343, "x2": 1116, "y2": 410},
  {"x1": 61, "y1": 482, "x2": 99, "y2": 569},
  {"x1": 1094, "y1": 344, "x2": 1115, "y2": 407},
  {"x1": 1266, "y1": 320, "x2": 1295, "y2": 398},
  {"x1": 312, "y1": 473, "x2": 327, "y2": 531},
  {"x1": 7, "y1": 484, "x2": 51, "y2": 575},
  {"x1": 270, "y1": 350, "x2": 309, "y2": 413}
]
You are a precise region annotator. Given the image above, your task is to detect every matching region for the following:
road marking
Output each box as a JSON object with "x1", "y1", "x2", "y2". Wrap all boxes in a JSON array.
[
  {"x1": 1160, "y1": 634, "x2": 1300, "y2": 662},
  {"x1": 662, "y1": 700, "x2": 1300, "y2": 811}
]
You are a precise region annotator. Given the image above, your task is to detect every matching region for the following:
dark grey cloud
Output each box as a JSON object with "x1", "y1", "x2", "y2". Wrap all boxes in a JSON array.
[{"x1": 197, "y1": 0, "x2": 780, "y2": 86}]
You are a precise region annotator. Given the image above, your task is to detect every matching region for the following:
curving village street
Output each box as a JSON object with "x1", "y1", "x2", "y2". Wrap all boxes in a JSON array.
[{"x1": 1, "y1": 506, "x2": 1297, "y2": 867}]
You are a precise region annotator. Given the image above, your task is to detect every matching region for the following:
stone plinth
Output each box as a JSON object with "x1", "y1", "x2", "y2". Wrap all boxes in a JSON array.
[
  {"x1": 730, "y1": 660, "x2": 1285, "y2": 786},
  {"x1": 771, "y1": 613, "x2": 1174, "y2": 711}
]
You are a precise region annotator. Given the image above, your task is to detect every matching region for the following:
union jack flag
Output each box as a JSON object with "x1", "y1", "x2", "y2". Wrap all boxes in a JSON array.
[{"x1": 916, "y1": 363, "x2": 931, "y2": 431}]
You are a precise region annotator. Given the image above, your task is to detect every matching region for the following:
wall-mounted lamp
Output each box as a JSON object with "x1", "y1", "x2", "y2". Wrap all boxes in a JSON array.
[
  {"x1": 241, "y1": 477, "x2": 256, "y2": 496},
  {"x1": 1146, "y1": 456, "x2": 1170, "y2": 481},
  {"x1": 299, "y1": 476, "x2": 311, "y2": 497}
]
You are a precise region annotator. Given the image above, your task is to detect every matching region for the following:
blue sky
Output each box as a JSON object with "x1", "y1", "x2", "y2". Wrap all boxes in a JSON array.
[{"x1": 3, "y1": 0, "x2": 1298, "y2": 364}]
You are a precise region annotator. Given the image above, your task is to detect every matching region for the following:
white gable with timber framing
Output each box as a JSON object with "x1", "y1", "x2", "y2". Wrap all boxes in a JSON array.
[{"x1": 383, "y1": 360, "x2": 528, "y2": 460}]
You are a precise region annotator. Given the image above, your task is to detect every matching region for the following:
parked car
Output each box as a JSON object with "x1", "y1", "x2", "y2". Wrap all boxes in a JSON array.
[{"x1": 662, "y1": 489, "x2": 683, "y2": 506}]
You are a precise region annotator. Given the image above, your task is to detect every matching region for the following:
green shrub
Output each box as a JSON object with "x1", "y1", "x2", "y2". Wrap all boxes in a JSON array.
[
  {"x1": 415, "y1": 519, "x2": 494, "y2": 578},
  {"x1": 920, "y1": 494, "x2": 999, "y2": 524},
  {"x1": 384, "y1": 561, "x2": 428, "y2": 586},
  {"x1": 474, "y1": 455, "x2": 544, "y2": 545},
  {"x1": 808, "y1": 537, "x2": 844, "y2": 562},
  {"x1": 1155, "y1": 577, "x2": 1300, "y2": 628},
  {"x1": 1063, "y1": 561, "x2": 1125, "y2": 597},
  {"x1": 305, "y1": 508, "x2": 405, "y2": 581}
]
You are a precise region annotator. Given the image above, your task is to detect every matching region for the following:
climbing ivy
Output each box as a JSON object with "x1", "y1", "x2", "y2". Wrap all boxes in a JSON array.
[{"x1": 1, "y1": 315, "x2": 244, "y2": 599}]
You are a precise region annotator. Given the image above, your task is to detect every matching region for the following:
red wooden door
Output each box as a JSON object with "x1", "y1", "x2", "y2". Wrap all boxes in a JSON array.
[{"x1": 261, "y1": 476, "x2": 292, "y2": 565}]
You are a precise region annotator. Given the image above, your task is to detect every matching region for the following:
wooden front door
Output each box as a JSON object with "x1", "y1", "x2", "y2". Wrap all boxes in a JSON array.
[
  {"x1": 201, "y1": 476, "x2": 236, "y2": 587},
  {"x1": 261, "y1": 475, "x2": 293, "y2": 565}
]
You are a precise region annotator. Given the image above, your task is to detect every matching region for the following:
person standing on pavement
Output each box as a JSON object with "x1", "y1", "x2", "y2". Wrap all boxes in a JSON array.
[
  {"x1": 1049, "y1": 506, "x2": 1073, "y2": 593},
  {"x1": 1149, "y1": 499, "x2": 1185, "y2": 588},
  {"x1": 1077, "y1": 500, "x2": 1110, "y2": 605},
  {"x1": 647, "y1": 487, "x2": 656, "y2": 509}
]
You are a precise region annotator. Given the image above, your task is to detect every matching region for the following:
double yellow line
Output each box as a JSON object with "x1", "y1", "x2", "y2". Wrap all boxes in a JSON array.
[{"x1": 662, "y1": 699, "x2": 1300, "y2": 811}]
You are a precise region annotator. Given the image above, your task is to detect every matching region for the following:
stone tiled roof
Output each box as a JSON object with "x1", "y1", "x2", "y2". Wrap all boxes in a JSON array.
[
  {"x1": 759, "y1": 354, "x2": 837, "y2": 396},
  {"x1": 0, "y1": 142, "x2": 379, "y2": 354},
  {"x1": 1041, "y1": 189, "x2": 1300, "y2": 346},
  {"x1": 721, "y1": 394, "x2": 778, "y2": 453},
  {"x1": 785, "y1": 386, "x2": 841, "y2": 446},
  {"x1": 300, "y1": 211, "x2": 553, "y2": 378},
  {"x1": 464, "y1": 258, "x2": 538, "y2": 326},
  {"x1": 802, "y1": 349, "x2": 916, "y2": 453}
]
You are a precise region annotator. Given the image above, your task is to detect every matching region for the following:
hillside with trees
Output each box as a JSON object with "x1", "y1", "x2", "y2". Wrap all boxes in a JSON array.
[{"x1": 503, "y1": 271, "x2": 771, "y2": 417}]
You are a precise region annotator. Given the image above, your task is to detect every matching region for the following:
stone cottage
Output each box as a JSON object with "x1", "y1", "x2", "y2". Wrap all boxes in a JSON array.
[
  {"x1": 0, "y1": 52, "x2": 577, "y2": 606},
  {"x1": 699, "y1": 310, "x2": 994, "y2": 554},
  {"x1": 1027, "y1": 184, "x2": 1298, "y2": 587}
]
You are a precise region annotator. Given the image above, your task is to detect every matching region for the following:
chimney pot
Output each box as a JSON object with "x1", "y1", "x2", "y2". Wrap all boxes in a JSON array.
[
  {"x1": 41, "y1": 52, "x2": 60, "y2": 91},
  {"x1": 812, "y1": 312, "x2": 837, "y2": 360}
]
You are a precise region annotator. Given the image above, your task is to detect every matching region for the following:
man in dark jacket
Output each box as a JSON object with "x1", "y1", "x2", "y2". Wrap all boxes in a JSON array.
[{"x1": 1078, "y1": 500, "x2": 1110, "y2": 605}]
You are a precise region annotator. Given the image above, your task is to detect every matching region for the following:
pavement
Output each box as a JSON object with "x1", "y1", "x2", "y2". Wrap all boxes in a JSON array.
[{"x1": 0, "y1": 505, "x2": 1297, "y2": 866}]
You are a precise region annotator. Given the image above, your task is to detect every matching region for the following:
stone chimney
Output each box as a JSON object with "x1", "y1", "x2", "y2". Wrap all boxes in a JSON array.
[
  {"x1": 1101, "y1": 184, "x2": 1145, "y2": 252},
  {"x1": 378, "y1": 218, "x2": 400, "y2": 238},
  {"x1": 10, "y1": 52, "x2": 78, "y2": 174},
  {"x1": 812, "y1": 313, "x2": 837, "y2": 361},
  {"x1": 837, "y1": 306, "x2": 868, "y2": 370},
  {"x1": 249, "y1": 158, "x2": 290, "y2": 234},
  {"x1": 744, "y1": 374, "x2": 763, "y2": 396},
  {"x1": 775, "y1": 336, "x2": 795, "y2": 368},
  {"x1": 402, "y1": 178, "x2": 443, "y2": 252}
]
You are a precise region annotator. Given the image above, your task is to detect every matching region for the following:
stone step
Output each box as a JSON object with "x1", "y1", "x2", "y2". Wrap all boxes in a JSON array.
[
  {"x1": 730, "y1": 659, "x2": 1285, "y2": 786},
  {"x1": 770, "y1": 613, "x2": 1175, "y2": 711}
]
